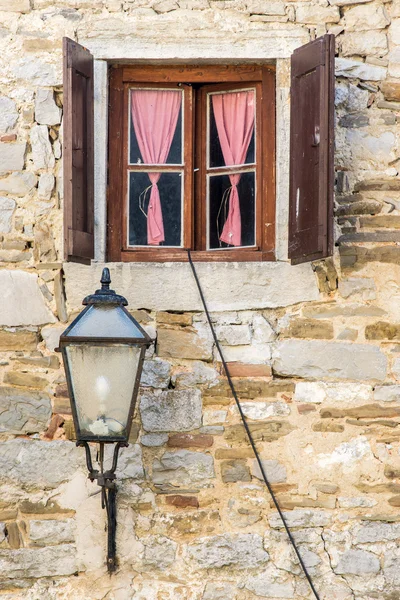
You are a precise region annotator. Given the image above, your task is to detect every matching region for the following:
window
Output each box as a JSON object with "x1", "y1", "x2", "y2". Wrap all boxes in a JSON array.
[
  {"x1": 107, "y1": 65, "x2": 275, "y2": 262},
  {"x1": 62, "y1": 35, "x2": 334, "y2": 266}
]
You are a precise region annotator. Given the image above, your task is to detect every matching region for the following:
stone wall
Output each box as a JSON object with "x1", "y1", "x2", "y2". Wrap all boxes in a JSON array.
[{"x1": 0, "y1": 0, "x2": 400, "y2": 599}]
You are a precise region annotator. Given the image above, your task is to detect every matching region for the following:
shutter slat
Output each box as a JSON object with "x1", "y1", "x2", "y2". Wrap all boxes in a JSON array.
[
  {"x1": 288, "y1": 34, "x2": 335, "y2": 265},
  {"x1": 63, "y1": 37, "x2": 94, "y2": 264}
]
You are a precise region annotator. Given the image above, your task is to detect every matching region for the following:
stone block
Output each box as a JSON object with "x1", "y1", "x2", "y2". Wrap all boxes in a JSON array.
[
  {"x1": 366, "y1": 321, "x2": 400, "y2": 340},
  {"x1": 141, "y1": 433, "x2": 168, "y2": 447},
  {"x1": 269, "y1": 509, "x2": 331, "y2": 529},
  {"x1": 3, "y1": 371, "x2": 48, "y2": 390},
  {"x1": 203, "y1": 410, "x2": 227, "y2": 425},
  {"x1": 245, "y1": 567, "x2": 294, "y2": 598},
  {"x1": 187, "y1": 533, "x2": 269, "y2": 569},
  {"x1": 335, "y1": 58, "x2": 387, "y2": 81},
  {"x1": 0, "y1": 0, "x2": 30, "y2": 11},
  {"x1": 381, "y1": 80, "x2": 400, "y2": 102},
  {"x1": 0, "y1": 172, "x2": 37, "y2": 196},
  {"x1": 12, "y1": 57, "x2": 61, "y2": 87},
  {"x1": 0, "y1": 97, "x2": 18, "y2": 134},
  {"x1": 246, "y1": 0, "x2": 286, "y2": 15},
  {"x1": 140, "y1": 389, "x2": 202, "y2": 432},
  {"x1": 166, "y1": 495, "x2": 199, "y2": 508},
  {"x1": 0, "y1": 330, "x2": 39, "y2": 352},
  {"x1": 219, "y1": 343, "x2": 271, "y2": 364},
  {"x1": 220, "y1": 460, "x2": 251, "y2": 483},
  {"x1": 338, "y1": 277, "x2": 376, "y2": 300},
  {"x1": 273, "y1": 340, "x2": 387, "y2": 381},
  {"x1": 157, "y1": 312, "x2": 192, "y2": 326},
  {"x1": 0, "y1": 271, "x2": 55, "y2": 327},
  {"x1": 29, "y1": 519, "x2": 75, "y2": 546},
  {"x1": 114, "y1": 444, "x2": 144, "y2": 480},
  {"x1": 153, "y1": 449, "x2": 214, "y2": 485},
  {"x1": 252, "y1": 314, "x2": 276, "y2": 343},
  {"x1": 143, "y1": 535, "x2": 177, "y2": 570},
  {"x1": 0, "y1": 386, "x2": 51, "y2": 434},
  {"x1": 0, "y1": 197, "x2": 15, "y2": 233},
  {"x1": 356, "y1": 522, "x2": 400, "y2": 544},
  {"x1": 223, "y1": 362, "x2": 272, "y2": 377},
  {"x1": 344, "y1": 4, "x2": 390, "y2": 31},
  {"x1": 339, "y1": 113, "x2": 369, "y2": 128},
  {"x1": 41, "y1": 325, "x2": 64, "y2": 352},
  {"x1": 341, "y1": 30, "x2": 388, "y2": 56},
  {"x1": 172, "y1": 361, "x2": 218, "y2": 388},
  {"x1": 0, "y1": 439, "x2": 84, "y2": 490},
  {"x1": 384, "y1": 550, "x2": 400, "y2": 586},
  {"x1": 64, "y1": 262, "x2": 319, "y2": 313},
  {"x1": 295, "y1": 4, "x2": 340, "y2": 24},
  {"x1": 0, "y1": 545, "x2": 77, "y2": 579},
  {"x1": 30, "y1": 124, "x2": 55, "y2": 170},
  {"x1": 285, "y1": 318, "x2": 333, "y2": 339},
  {"x1": 374, "y1": 385, "x2": 400, "y2": 402},
  {"x1": 141, "y1": 359, "x2": 171, "y2": 388},
  {"x1": 232, "y1": 401, "x2": 290, "y2": 420},
  {"x1": 203, "y1": 582, "x2": 236, "y2": 600},
  {"x1": 37, "y1": 173, "x2": 55, "y2": 200},
  {"x1": 216, "y1": 325, "x2": 251, "y2": 346},
  {"x1": 224, "y1": 420, "x2": 295, "y2": 444},
  {"x1": 336, "y1": 549, "x2": 380, "y2": 575},
  {"x1": 35, "y1": 89, "x2": 62, "y2": 126},
  {"x1": 167, "y1": 433, "x2": 213, "y2": 448},
  {"x1": 335, "y1": 82, "x2": 369, "y2": 112},
  {"x1": 157, "y1": 328, "x2": 213, "y2": 360},
  {"x1": 251, "y1": 459, "x2": 287, "y2": 483},
  {"x1": 0, "y1": 143, "x2": 26, "y2": 175}
]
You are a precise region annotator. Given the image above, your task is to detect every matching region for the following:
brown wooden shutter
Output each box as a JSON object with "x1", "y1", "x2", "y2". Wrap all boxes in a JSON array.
[
  {"x1": 63, "y1": 37, "x2": 94, "y2": 264},
  {"x1": 288, "y1": 34, "x2": 335, "y2": 264}
]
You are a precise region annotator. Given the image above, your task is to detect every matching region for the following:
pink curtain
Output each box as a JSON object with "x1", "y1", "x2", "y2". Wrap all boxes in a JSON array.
[
  {"x1": 212, "y1": 91, "x2": 254, "y2": 247},
  {"x1": 131, "y1": 90, "x2": 182, "y2": 245}
]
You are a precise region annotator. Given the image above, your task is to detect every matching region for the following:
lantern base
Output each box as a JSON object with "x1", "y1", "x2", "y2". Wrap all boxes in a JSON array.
[{"x1": 77, "y1": 440, "x2": 128, "y2": 573}]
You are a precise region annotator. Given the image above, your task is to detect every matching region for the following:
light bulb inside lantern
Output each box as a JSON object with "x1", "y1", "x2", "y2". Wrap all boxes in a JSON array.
[{"x1": 95, "y1": 375, "x2": 110, "y2": 415}]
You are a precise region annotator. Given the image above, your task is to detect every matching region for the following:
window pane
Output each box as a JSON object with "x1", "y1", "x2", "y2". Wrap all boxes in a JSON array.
[
  {"x1": 128, "y1": 171, "x2": 183, "y2": 247},
  {"x1": 208, "y1": 171, "x2": 255, "y2": 250},
  {"x1": 130, "y1": 89, "x2": 183, "y2": 165},
  {"x1": 208, "y1": 89, "x2": 255, "y2": 169}
]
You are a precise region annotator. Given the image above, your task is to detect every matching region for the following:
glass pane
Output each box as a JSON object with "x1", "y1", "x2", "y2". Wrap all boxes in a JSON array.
[
  {"x1": 208, "y1": 89, "x2": 255, "y2": 169},
  {"x1": 66, "y1": 305, "x2": 145, "y2": 339},
  {"x1": 128, "y1": 171, "x2": 182, "y2": 247},
  {"x1": 208, "y1": 171, "x2": 255, "y2": 250},
  {"x1": 130, "y1": 89, "x2": 183, "y2": 165},
  {"x1": 66, "y1": 344, "x2": 141, "y2": 439}
]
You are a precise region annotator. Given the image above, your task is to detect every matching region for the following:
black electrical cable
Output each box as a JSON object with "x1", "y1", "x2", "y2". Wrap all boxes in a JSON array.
[{"x1": 187, "y1": 249, "x2": 321, "y2": 600}]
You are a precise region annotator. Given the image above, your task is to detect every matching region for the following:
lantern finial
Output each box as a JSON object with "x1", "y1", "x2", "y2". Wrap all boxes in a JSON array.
[{"x1": 101, "y1": 267, "x2": 111, "y2": 291}]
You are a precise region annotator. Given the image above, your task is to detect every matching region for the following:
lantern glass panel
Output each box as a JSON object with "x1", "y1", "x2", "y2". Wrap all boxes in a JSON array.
[
  {"x1": 65, "y1": 305, "x2": 146, "y2": 339},
  {"x1": 65, "y1": 344, "x2": 141, "y2": 439}
]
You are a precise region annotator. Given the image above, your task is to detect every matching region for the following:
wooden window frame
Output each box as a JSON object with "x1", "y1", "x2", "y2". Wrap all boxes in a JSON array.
[{"x1": 107, "y1": 64, "x2": 276, "y2": 262}]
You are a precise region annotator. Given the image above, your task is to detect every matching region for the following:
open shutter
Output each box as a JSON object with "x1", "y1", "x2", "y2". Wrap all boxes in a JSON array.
[
  {"x1": 288, "y1": 34, "x2": 335, "y2": 264},
  {"x1": 63, "y1": 37, "x2": 94, "y2": 264}
]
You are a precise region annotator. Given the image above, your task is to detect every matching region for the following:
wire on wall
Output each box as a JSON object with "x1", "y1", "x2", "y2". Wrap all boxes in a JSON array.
[{"x1": 187, "y1": 249, "x2": 322, "y2": 600}]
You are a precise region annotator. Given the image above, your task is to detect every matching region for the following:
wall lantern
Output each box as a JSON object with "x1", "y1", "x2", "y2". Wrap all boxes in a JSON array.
[{"x1": 58, "y1": 268, "x2": 152, "y2": 572}]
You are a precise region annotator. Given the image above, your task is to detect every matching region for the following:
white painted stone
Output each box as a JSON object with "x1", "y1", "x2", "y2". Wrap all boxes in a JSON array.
[
  {"x1": 12, "y1": 57, "x2": 61, "y2": 87},
  {"x1": 317, "y1": 437, "x2": 373, "y2": 470},
  {"x1": 252, "y1": 314, "x2": 276, "y2": 343},
  {"x1": 41, "y1": 325, "x2": 64, "y2": 351},
  {"x1": 114, "y1": 444, "x2": 144, "y2": 480},
  {"x1": 338, "y1": 497, "x2": 377, "y2": 508},
  {"x1": 245, "y1": 566, "x2": 294, "y2": 598},
  {"x1": 356, "y1": 522, "x2": 400, "y2": 544},
  {"x1": 344, "y1": 4, "x2": 390, "y2": 31},
  {"x1": 347, "y1": 130, "x2": 396, "y2": 170},
  {"x1": 335, "y1": 57, "x2": 387, "y2": 80},
  {"x1": 273, "y1": 340, "x2": 387, "y2": 381},
  {"x1": 217, "y1": 324, "x2": 251, "y2": 346},
  {"x1": 203, "y1": 582, "x2": 237, "y2": 600},
  {"x1": 339, "y1": 278, "x2": 376, "y2": 300},
  {"x1": 336, "y1": 549, "x2": 380, "y2": 575},
  {"x1": 37, "y1": 172, "x2": 55, "y2": 200},
  {"x1": 294, "y1": 382, "x2": 325, "y2": 404},
  {"x1": 341, "y1": 30, "x2": 388, "y2": 57},
  {"x1": 0, "y1": 439, "x2": 84, "y2": 490},
  {"x1": 0, "y1": 545, "x2": 77, "y2": 578},
  {"x1": 30, "y1": 124, "x2": 55, "y2": 170},
  {"x1": 29, "y1": 519, "x2": 75, "y2": 546},
  {"x1": 140, "y1": 389, "x2": 202, "y2": 432},
  {"x1": 0, "y1": 172, "x2": 37, "y2": 196},
  {"x1": 172, "y1": 361, "x2": 218, "y2": 388},
  {"x1": 374, "y1": 385, "x2": 400, "y2": 402},
  {"x1": 142, "y1": 535, "x2": 177, "y2": 570},
  {"x1": 295, "y1": 381, "x2": 372, "y2": 405},
  {"x1": 64, "y1": 262, "x2": 320, "y2": 312},
  {"x1": 219, "y1": 343, "x2": 271, "y2": 364},
  {"x1": 152, "y1": 449, "x2": 215, "y2": 485},
  {"x1": 0, "y1": 387, "x2": 51, "y2": 435},
  {"x1": 203, "y1": 410, "x2": 227, "y2": 425},
  {"x1": 269, "y1": 509, "x2": 331, "y2": 529},
  {"x1": 187, "y1": 533, "x2": 269, "y2": 569},
  {"x1": 0, "y1": 197, "x2": 15, "y2": 233},
  {"x1": 231, "y1": 401, "x2": 290, "y2": 420},
  {"x1": 295, "y1": 4, "x2": 340, "y2": 24},
  {"x1": 0, "y1": 96, "x2": 18, "y2": 133},
  {"x1": 0, "y1": 270, "x2": 55, "y2": 326},
  {"x1": 0, "y1": 142, "x2": 26, "y2": 175},
  {"x1": 251, "y1": 459, "x2": 287, "y2": 483},
  {"x1": 35, "y1": 88, "x2": 61, "y2": 126}
]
